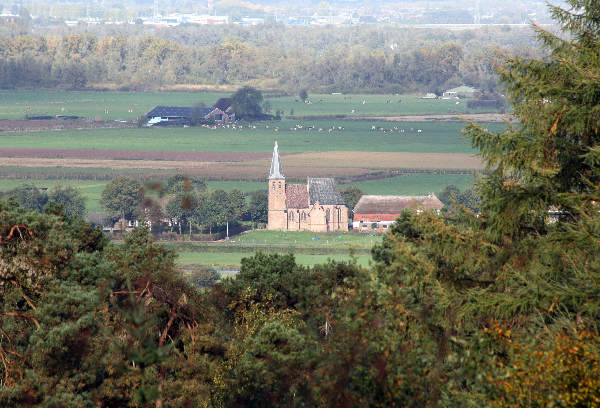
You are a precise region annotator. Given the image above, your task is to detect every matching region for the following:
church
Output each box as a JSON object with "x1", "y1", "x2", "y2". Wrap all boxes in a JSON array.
[{"x1": 267, "y1": 142, "x2": 349, "y2": 232}]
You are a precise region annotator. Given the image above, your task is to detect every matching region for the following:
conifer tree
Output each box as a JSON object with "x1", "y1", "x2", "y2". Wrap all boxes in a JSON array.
[{"x1": 466, "y1": 0, "x2": 600, "y2": 239}]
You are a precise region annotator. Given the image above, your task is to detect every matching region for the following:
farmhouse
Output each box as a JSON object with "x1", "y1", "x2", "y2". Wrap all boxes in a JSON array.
[
  {"x1": 352, "y1": 194, "x2": 444, "y2": 232},
  {"x1": 267, "y1": 142, "x2": 349, "y2": 232},
  {"x1": 442, "y1": 85, "x2": 480, "y2": 99},
  {"x1": 146, "y1": 99, "x2": 235, "y2": 126}
]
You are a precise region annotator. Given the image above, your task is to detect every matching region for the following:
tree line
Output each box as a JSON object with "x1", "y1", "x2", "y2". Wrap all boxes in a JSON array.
[
  {"x1": 1, "y1": 175, "x2": 364, "y2": 237},
  {"x1": 0, "y1": 23, "x2": 542, "y2": 93}
]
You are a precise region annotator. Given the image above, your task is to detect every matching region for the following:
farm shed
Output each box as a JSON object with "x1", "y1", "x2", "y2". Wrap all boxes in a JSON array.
[
  {"x1": 352, "y1": 194, "x2": 444, "y2": 232},
  {"x1": 146, "y1": 106, "x2": 195, "y2": 126}
]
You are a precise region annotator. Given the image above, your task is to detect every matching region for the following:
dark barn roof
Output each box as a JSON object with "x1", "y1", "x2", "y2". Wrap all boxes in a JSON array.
[
  {"x1": 353, "y1": 195, "x2": 444, "y2": 214},
  {"x1": 308, "y1": 178, "x2": 345, "y2": 206},
  {"x1": 213, "y1": 98, "x2": 233, "y2": 111},
  {"x1": 286, "y1": 184, "x2": 308, "y2": 208},
  {"x1": 146, "y1": 106, "x2": 193, "y2": 119}
]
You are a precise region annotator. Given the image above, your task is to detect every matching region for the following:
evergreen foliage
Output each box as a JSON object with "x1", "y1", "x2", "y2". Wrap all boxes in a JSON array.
[{"x1": 2, "y1": 1, "x2": 600, "y2": 406}]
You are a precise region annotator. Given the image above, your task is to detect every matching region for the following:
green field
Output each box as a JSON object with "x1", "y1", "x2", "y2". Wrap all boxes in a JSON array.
[
  {"x1": 0, "y1": 91, "x2": 502, "y2": 121},
  {"x1": 0, "y1": 120, "x2": 492, "y2": 154},
  {"x1": 231, "y1": 229, "x2": 380, "y2": 247},
  {"x1": 0, "y1": 90, "x2": 227, "y2": 121},
  {"x1": 270, "y1": 93, "x2": 501, "y2": 117},
  {"x1": 176, "y1": 251, "x2": 372, "y2": 268},
  {"x1": 169, "y1": 230, "x2": 379, "y2": 269},
  {"x1": 344, "y1": 173, "x2": 477, "y2": 195},
  {"x1": 166, "y1": 230, "x2": 380, "y2": 269}
]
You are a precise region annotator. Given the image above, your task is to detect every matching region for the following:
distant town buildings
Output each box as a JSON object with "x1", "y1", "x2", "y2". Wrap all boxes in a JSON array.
[{"x1": 3, "y1": 1, "x2": 555, "y2": 29}]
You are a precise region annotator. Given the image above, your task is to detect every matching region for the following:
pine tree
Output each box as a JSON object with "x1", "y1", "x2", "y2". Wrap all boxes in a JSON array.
[{"x1": 466, "y1": 0, "x2": 600, "y2": 239}]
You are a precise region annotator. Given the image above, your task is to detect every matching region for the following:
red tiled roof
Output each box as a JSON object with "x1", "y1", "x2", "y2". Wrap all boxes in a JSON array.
[
  {"x1": 286, "y1": 184, "x2": 308, "y2": 208},
  {"x1": 353, "y1": 194, "x2": 444, "y2": 214}
]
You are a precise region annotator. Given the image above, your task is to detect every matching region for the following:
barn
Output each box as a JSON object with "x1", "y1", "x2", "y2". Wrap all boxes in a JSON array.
[
  {"x1": 146, "y1": 99, "x2": 236, "y2": 126},
  {"x1": 146, "y1": 106, "x2": 196, "y2": 126},
  {"x1": 352, "y1": 194, "x2": 444, "y2": 232}
]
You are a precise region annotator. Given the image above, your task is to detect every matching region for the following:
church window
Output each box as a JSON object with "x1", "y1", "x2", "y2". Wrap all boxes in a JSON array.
[
  {"x1": 302, "y1": 212, "x2": 306, "y2": 222},
  {"x1": 326, "y1": 208, "x2": 330, "y2": 221},
  {"x1": 290, "y1": 212, "x2": 294, "y2": 221},
  {"x1": 272, "y1": 183, "x2": 275, "y2": 191}
]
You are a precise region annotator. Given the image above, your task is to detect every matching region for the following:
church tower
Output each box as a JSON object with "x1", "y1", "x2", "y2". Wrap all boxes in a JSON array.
[{"x1": 267, "y1": 141, "x2": 287, "y2": 230}]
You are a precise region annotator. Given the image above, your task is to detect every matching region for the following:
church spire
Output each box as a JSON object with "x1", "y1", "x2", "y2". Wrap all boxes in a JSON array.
[{"x1": 269, "y1": 141, "x2": 285, "y2": 179}]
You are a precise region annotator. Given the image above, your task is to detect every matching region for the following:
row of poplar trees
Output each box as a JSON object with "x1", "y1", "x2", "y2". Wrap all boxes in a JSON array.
[{"x1": 2, "y1": 0, "x2": 600, "y2": 405}]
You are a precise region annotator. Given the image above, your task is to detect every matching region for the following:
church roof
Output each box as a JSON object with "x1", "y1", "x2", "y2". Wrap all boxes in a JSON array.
[
  {"x1": 286, "y1": 184, "x2": 308, "y2": 208},
  {"x1": 353, "y1": 194, "x2": 444, "y2": 214},
  {"x1": 308, "y1": 178, "x2": 345, "y2": 205},
  {"x1": 269, "y1": 141, "x2": 284, "y2": 179}
]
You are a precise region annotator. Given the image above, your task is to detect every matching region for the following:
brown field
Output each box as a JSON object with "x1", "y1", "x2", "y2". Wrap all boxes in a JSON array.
[
  {"x1": 0, "y1": 148, "x2": 273, "y2": 162},
  {"x1": 0, "y1": 151, "x2": 483, "y2": 181}
]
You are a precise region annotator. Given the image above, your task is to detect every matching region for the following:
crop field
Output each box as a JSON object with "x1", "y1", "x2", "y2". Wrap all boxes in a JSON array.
[
  {"x1": 0, "y1": 151, "x2": 483, "y2": 183},
  {"x1": 0, "y1": 91, "x2": 503, "y2": 121}
]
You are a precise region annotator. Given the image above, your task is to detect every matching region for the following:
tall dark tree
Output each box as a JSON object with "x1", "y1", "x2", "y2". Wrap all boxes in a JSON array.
[
  {"x1": 340, "y1": 186, "x2": 363, "y2": 215},
  {"x1": 231, "y1": 86, "x2": 264, "y2": 119},
  {"x1": 47, "y1": 185, "x2": 86, "y2": 219},
  {"x1": 246, "y1": 190, "x2": 268, "y2": 225},
  {"x1": 100, "y1": 176, "x2": 143, "y2": 223},
  {"x1": 2, "y1": 183, "x2": 47, "y2": 212}
]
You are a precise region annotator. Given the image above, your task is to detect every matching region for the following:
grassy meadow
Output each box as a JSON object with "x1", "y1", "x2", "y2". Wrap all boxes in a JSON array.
[
  {"x1": 345, "y1": 173, "x2": 477, "y2": 195},
  {"x1": 176, "y1": 251, "x2": 372, "y2": 268},
  {"x1": 0, "y1": 120, "x2": 490, "y2": 154},
  {"x1": 0, "y1": 90, "x2": 503, "y2": 121},
  {"x1": 171, "y1": 230, "x2": 380, "y2": 268},
  {"x1": 0, "y1": 90, "x2": 226, "y2": 121}
]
